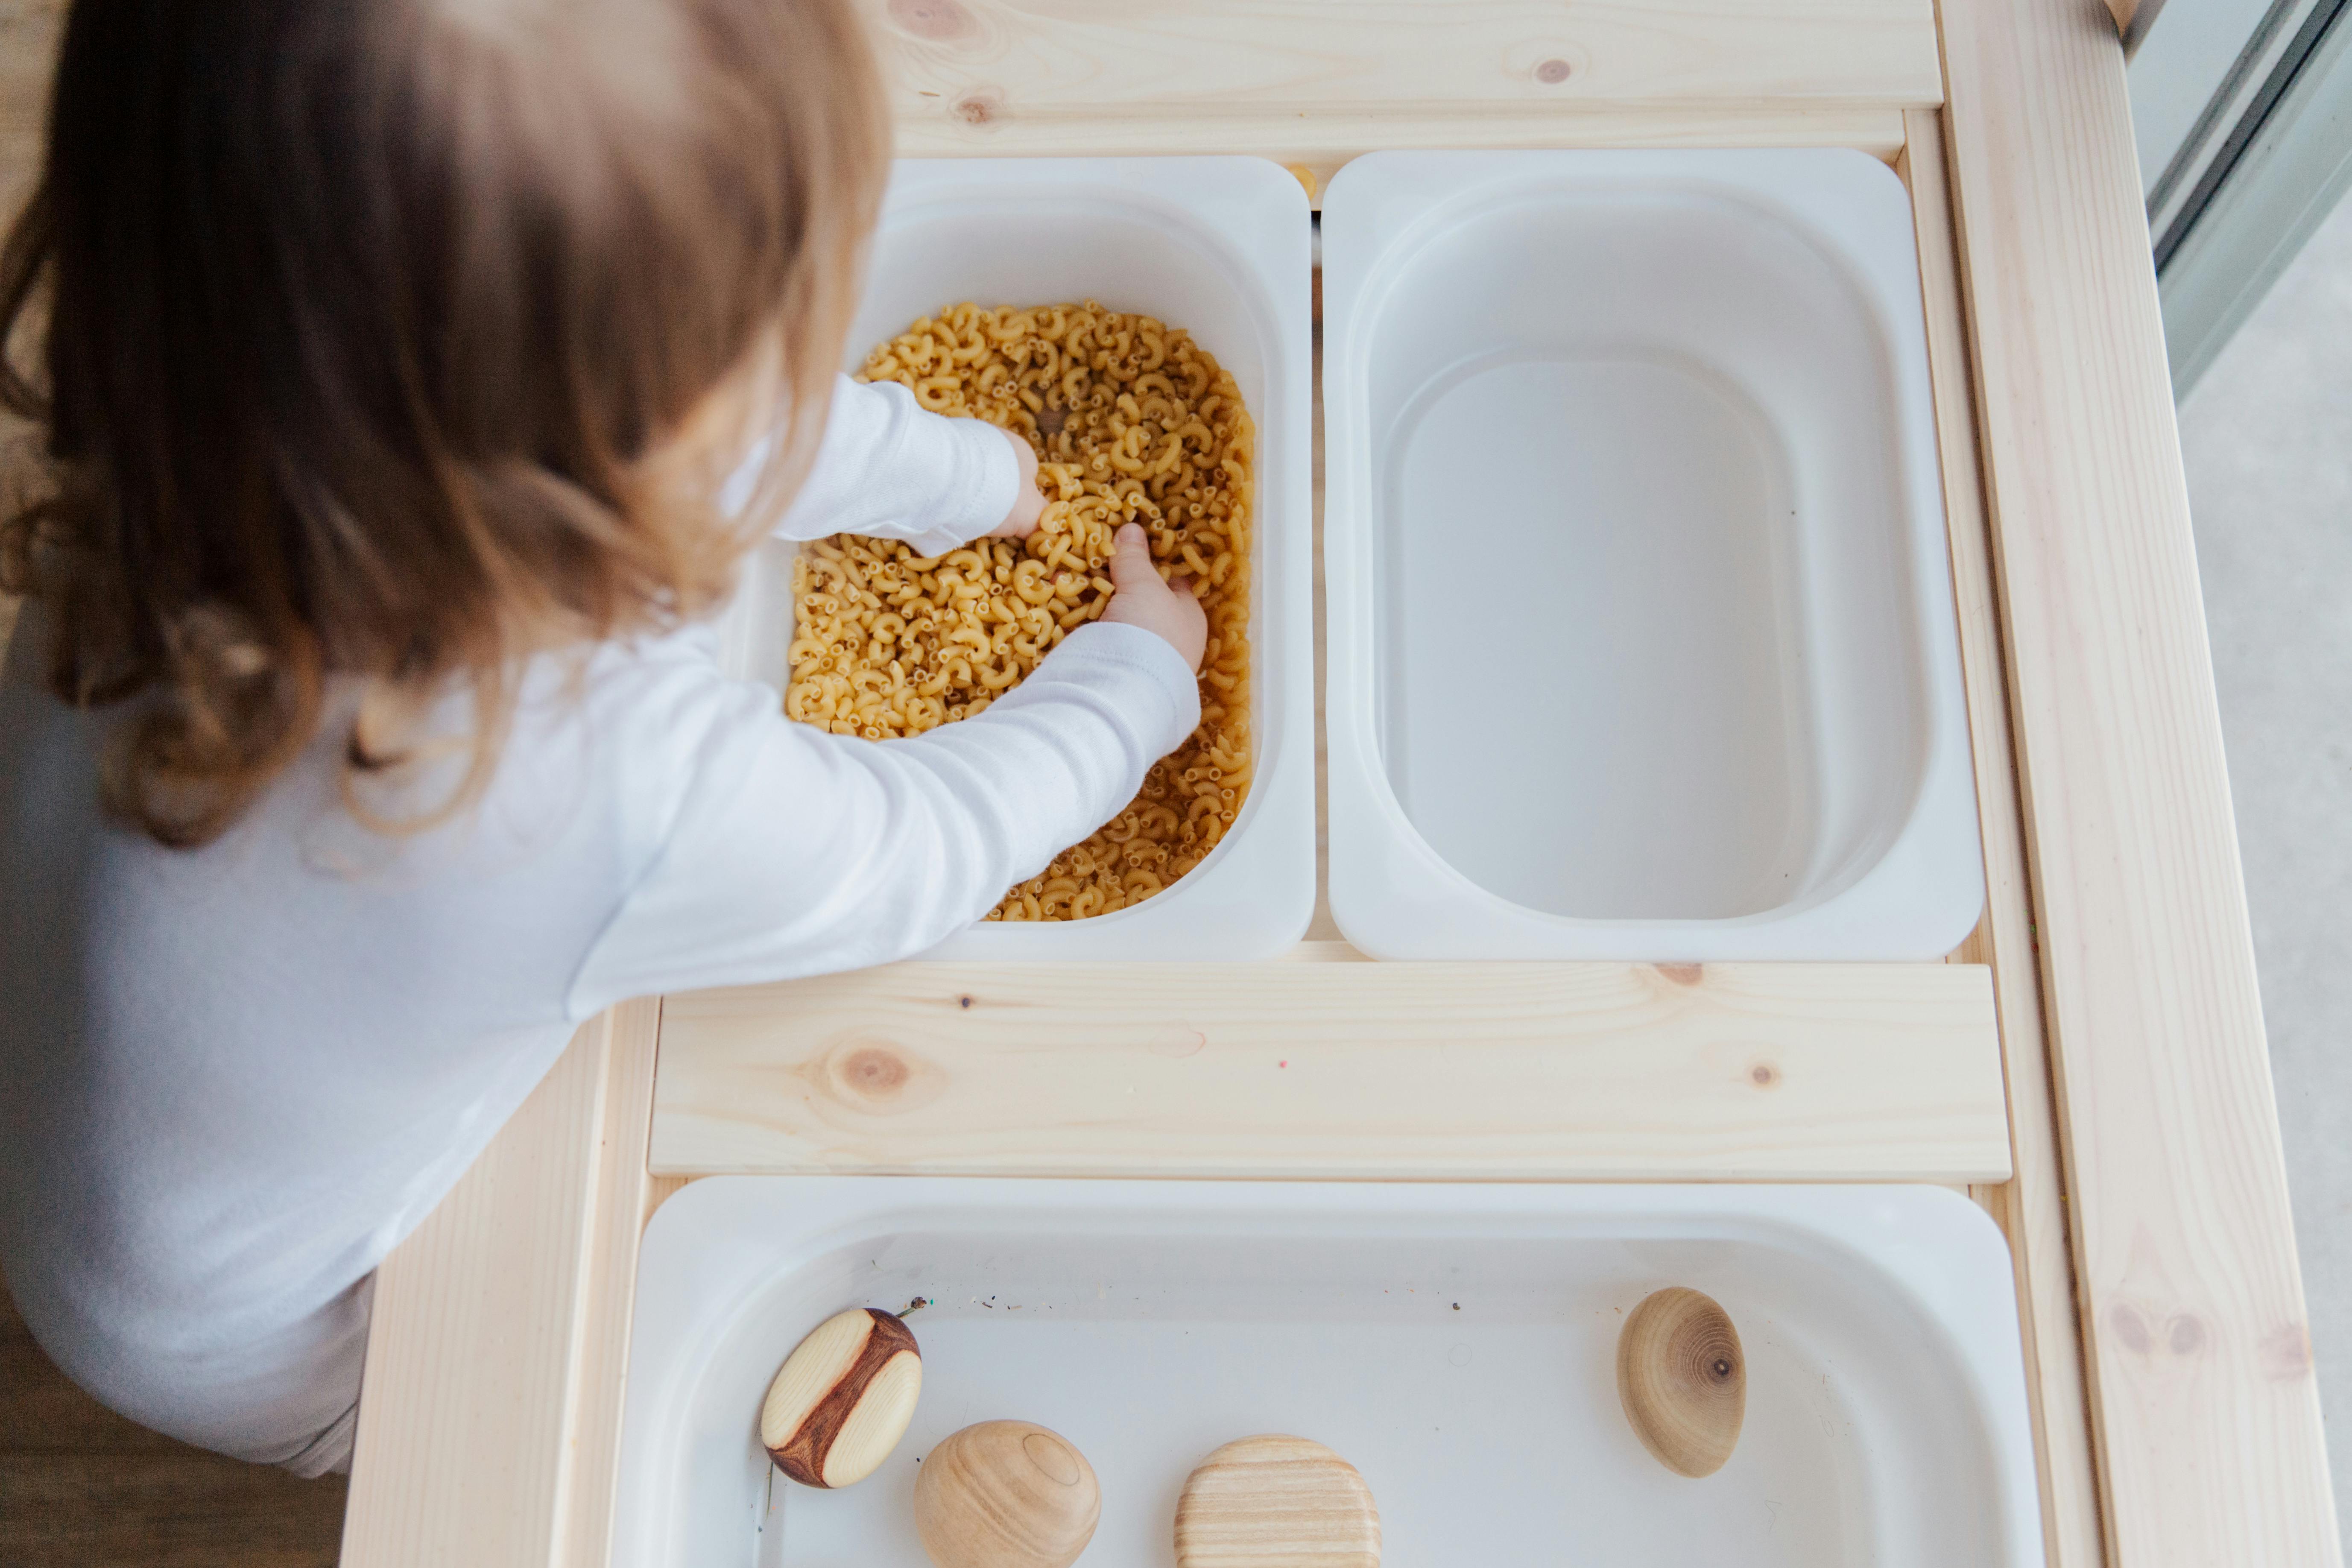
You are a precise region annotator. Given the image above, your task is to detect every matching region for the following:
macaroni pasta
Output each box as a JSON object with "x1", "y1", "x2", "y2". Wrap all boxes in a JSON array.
[{"x1": 785, "y1": 301, "x2": 1254, "y2": 922}]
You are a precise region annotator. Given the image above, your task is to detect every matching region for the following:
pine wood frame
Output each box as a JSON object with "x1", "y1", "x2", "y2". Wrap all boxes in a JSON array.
[{"x1": 339, "y1": 4, "x2": 2340, "y2": 1564}]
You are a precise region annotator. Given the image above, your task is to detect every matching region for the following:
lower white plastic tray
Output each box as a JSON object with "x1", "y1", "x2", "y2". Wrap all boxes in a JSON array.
[{"x1": 612, "y1": 1179, "x2": 2044, "y2": 1567}]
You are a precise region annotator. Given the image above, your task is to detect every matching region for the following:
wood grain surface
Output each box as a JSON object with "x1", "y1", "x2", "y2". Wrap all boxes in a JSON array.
[
  {"x1": 1615, "y1": 1287, "x2": 1745, "y2": 1479},
  {"x1": 553, "y1": 997, "x2": 663, "y2": 1565},
  {"x1": 1174, "y1": 1435, "x2": 1379, "y2": 1568},
  {"x1": 856, "y1": 0, "x2": 1934, "y2": 177},
  {"x1": 914, "y1": 1420, "x2": 1102, "y2": 1568},
  {"x1": 340, "y1": 999, "x2": 662, "y2": 1568},
  {"x1": 0, "y1": 1452, "x2": 347, "y2": 1568},
  {"x1": 649, "y1": 962, "x2": 2011, "y2": 1182},
  {"x1": 1, "y1": 1282, "x2": 347, "y2": 1568},
  {"x1": 1901, "y1": 106, "x2": 2106, "y2": 1568},
  {"x1": 1939, "y1": 0, "x2": 2340, "y2": 1562},
  {"x1": 761, "y1": 1308, "x2": 922, "y2": 1489}
]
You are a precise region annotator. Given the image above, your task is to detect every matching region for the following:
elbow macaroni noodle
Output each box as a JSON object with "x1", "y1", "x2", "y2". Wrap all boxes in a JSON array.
[{"x1": 785, "y1": 301, "x2": 1254, "y2": 922}]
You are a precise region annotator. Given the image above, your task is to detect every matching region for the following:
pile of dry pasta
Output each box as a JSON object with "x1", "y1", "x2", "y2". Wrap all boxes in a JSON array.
[{"x1": 784, "y1": 301, "x2": 1253, "y2": 922}]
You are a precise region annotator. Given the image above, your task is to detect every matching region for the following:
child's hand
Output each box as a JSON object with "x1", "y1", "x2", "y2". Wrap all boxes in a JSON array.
[
  {"x1": 985, "y1": 426, "x2": 1045, "y2": 538},
  {"x1": 1100, "y1": 523, "x2": 1207, "y2": 672}
]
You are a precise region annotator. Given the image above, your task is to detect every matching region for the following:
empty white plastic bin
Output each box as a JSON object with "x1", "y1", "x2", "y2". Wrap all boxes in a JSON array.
[
  {"x1": 1322, "y1": 150, "x2": 1983, "y2": 960},
  {"x1": 610, "y1": 1179, "x2": 2045, "y2": 1567},
  {"x1": 718, "y1": 157, "x2": 1315, "y2": 960}
]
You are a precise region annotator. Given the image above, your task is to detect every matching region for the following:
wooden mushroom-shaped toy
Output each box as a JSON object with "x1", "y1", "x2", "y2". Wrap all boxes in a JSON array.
[
  {"x1": 761, "y1": 1307, "x2": 921, "y2": 1488},
  {"x1": 914, "y1": 1420, "x2": 1101, "y2": 1568},
  {"x1": 1615, "y1": 1286, "x2": 1745, "y2": 1478},
  {"x1": 1174, "y1": 1434, "x2": 1380, "y2": 1568}
]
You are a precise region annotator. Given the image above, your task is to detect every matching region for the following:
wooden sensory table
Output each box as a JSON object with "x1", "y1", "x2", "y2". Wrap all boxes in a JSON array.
[{"x1": 337, "y1": 3, "x2": 2340, "y2": 1565}]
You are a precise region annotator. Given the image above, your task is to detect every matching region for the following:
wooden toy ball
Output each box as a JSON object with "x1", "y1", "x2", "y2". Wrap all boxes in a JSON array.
[
  {"x1": 1615, "y1": 1286, "x2": 1745, "y2": 1478},
  {"x1": 914, "y1": 1420, "x2": 1101, "y2": 1568},
  {"x1": 761, "y1": 1307, "x2": 922, "y2": 1488}
]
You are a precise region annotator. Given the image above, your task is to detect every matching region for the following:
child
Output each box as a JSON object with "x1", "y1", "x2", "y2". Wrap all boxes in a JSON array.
[{"x1": 0, "y1": 0, "x2": 1205, "y2": 1476}]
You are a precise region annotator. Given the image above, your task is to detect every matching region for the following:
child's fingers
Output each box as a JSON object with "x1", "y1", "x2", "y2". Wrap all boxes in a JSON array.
[
  {"x1": 1107, "y1": 524, "x2": 1159, "y2": 591},
  {"x1": 1101, "y1": 524, "x2": 1207, "y2": 671}
]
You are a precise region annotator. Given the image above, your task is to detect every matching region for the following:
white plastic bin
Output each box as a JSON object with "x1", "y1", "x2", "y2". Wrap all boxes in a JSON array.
[
  {"x1": 611, "y1": 1179, "x2": 2046, "y2": 1567},
  {"x1": 1322, "y1": 150, "x2": 1984, "y2": 960},
  {"x1": 719, "y1": 157, "x2": 1316, "y2": 960}
]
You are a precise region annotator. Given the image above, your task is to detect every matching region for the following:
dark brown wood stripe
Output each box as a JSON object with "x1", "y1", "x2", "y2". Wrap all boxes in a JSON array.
[{"x1": 765, "y1": 1308, "x2": 917, "y2": 1486}]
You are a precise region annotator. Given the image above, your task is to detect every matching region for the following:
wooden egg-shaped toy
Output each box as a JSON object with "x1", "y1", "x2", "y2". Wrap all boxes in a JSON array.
[
  {"x1": 1616, "y1": 1286, "x2": 1745, "y2": 1478},
  {"x1": 1174, "y1": 1434, "x2": 1379, "y2": 1568},
  {"x1": 761, "y1": 1307, "x2": 921, "y2": 1488},
  {"x1": 914, "y1": 1420, "x2": 1100, "y2": 1568}
]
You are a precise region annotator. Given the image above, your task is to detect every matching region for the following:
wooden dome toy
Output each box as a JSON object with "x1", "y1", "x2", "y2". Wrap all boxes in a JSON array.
[
  {"x1": 914, "y1": 1419, "x2": 1101, "y2": 1568},
  {"x1": 1173, "y1": 1434, "x2": 1380, "y2": 1568},
  {"x1": 1615, "y1": 1286, "x2": 1745, "y2": 1478}
]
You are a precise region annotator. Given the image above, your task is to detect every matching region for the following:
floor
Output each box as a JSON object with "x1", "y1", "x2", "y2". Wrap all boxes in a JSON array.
[
  {"x1": 2175, "y1": 186, "x2": 2352, "y2": 1545},
  {"x1": 0, "y1": 1283, "x2": 347, "y2": 1566}
]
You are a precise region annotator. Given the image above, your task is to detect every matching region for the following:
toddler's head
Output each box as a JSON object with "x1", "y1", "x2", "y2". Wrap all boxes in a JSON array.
[{"x1": 1, "y1": 0, "x2": 888, "y2": 843}]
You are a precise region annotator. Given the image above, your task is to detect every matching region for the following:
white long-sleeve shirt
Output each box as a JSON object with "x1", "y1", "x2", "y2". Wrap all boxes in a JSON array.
[{"x1": 0, "y1": 377, "x2": 1199, "y2": 1475}]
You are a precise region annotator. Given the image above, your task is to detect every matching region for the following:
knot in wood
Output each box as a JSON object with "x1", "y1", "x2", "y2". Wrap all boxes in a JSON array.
[
  {"x1": 889, "y1": 0, "x2": 975, "y2": 41},
  {"x1": 841, "y1": 1046, "x2": 909, "y2": 1096},
  {"x1": 2263, "y1": 1322, "x2": 2316, "y2": 1381}
]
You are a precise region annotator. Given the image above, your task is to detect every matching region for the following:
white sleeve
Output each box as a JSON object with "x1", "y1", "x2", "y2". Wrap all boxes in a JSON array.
[
  {"x1": 730, "y1": 374, "x2": 1021, "y2": 556},
  {"x1": 565, "y1": 620, "x2": 1199, "y2": 1009}
]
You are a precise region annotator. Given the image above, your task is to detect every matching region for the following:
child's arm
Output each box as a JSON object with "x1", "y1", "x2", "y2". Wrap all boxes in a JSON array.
[
  {"x1": 566, "y1": 528, "x2": 1206, "y2": 1008},
  {"x1": 742, "y1": 374, "x2": 1038, "y2": 556}
]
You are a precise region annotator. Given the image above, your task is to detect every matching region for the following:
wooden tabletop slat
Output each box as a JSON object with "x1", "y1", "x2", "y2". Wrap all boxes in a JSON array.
[
  {"x1": 861, "y1": 0, "x2": 1942, "y2": 152},
  {"x1": 650, "y1": 960, "x2": 2013, "y2": 1184},
  {"x1": 1940, "y1": 0, "x2": 2340, "y2": 1561},
  {"x1": 1902, "y1": 105, "x2": 2106, "y2": 1568},
  {"x1": 857, "y1": 0, "x2": 1937, "y2": 178},
  {"x1": 339, "y1": 1000, "x2": 663, "y2": 1568}
]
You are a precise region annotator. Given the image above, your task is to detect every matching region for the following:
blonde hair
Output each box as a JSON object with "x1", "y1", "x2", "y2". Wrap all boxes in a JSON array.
[{"x1": 0, "y1": 0, "x2": 889, "y2": 845}]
